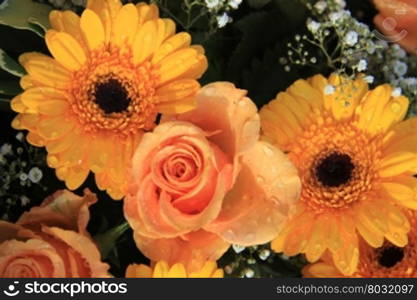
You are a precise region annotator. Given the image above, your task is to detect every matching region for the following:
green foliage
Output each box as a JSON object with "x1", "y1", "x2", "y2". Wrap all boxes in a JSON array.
[
  {"x1": 0, "y1": 0, "x2": 52, "y2": 37},
  {"x1": 0, "y1": 49, "x2": 25, "y2": 77}
]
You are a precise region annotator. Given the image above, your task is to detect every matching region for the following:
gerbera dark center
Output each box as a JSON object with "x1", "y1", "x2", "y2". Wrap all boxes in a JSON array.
[
  {"x1": 94, "y1": 78, "x2": 131, "y2": 114},
  {"x1": 315, "y1": 152, "x2": 355, "y2": 187},
  {"x1": 377, "y1": 246, "x2": 404, "y2": 268}
]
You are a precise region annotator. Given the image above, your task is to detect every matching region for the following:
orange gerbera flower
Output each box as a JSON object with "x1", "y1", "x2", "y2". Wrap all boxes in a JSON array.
[
  {"x1": 260, "y1": 74, "x2": 417, "y2": 275},
  {"x1": 304, "y1": 210, "x2": 417, "y2": 278},
  {"x1": 10, "y1": 0, "x2": 207, "y2": 199},
  {"x1": 126, "y1": 260, "x2": 223, "y2": 278}
]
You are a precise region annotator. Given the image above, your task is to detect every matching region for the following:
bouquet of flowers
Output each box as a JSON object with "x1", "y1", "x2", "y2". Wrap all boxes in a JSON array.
[{"x1": 0, "y1": 0, "x2": 416, "y2": 278}]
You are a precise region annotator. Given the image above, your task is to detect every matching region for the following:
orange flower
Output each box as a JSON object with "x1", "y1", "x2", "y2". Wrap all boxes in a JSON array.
[
  {"x1": 374, "y1": 0, "x2": 417, "y2": 53},
  {"x1": 0, "y1": 190, "x2": 109, "y2": 277},
  {"x1": 126, "y1": 260, "x2": 223, "y2": 278},
  {"x1": 261, "y1": 74, "x2": 417, "y2": 275},
  {"x1": 124, "y1": 82, "x2": 301, "y2": 271},
  {"x1": 11, "y1": 0, "x2": 207, "y2": 199},
  {"x1": 304, "y1": 210, "x2": 417, "y2": 278}
]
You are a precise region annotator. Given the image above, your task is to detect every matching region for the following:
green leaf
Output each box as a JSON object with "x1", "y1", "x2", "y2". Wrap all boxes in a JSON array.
[
  {"x1": 0, "y1": 79, "x2": 22, "y2": 96},
  {"x1": 247, "y1": 0, "x2": 272, "y2": 9},
  {"x1": 0, "y1": 49, "x2": 26, "y2": 77},
  {"x1": 94, "y1": 222, "x2": 131, "y2": 260},
  {"x1": 0, "y1": 0, "x2": 52, "y2": 37}
]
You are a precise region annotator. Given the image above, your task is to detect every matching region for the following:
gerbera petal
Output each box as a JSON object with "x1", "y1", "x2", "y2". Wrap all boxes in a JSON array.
[
  {"x1": 356, "y1": 84, "x2": 397, "y2": 134},
  {"x1": 125, "y1": 264, "x2": 152, "y2": 278},
  {"x1": 26, "y1": 132, "x2": 46, "y2": 147},
  {"x1": 132, "y1": 230, "x2": 230, "y2": 273},
  {"x1": 49, "y1": 11, "x2": 85, "y2": 48},
  {"x1": 304, "y1": 215, "x2": 330, "y2": 262},
  {"x1": 37, "y1": 115, "x2": 75, "y2": 140},
  {"x1": 151, "y1": 32, "x2": 192, "y2": 64},
  {"x1": 20, "y1": 87, "x2": 68, "y2": 112},
  {"x1": 379, "y1": 151, "x2": 417, "y2": 177},
  {"x1": 87, "y1": 0, "x2": 122, "y2": 43},
  {"x1": 155, "y1": 48, "x2": 202, "y2": 86},
  {"x1": 80, "y1": 9, "x2": 105, "y2": 51},
  {"x1": 10, "y1": 96, "x2": 27, "y2": 113},
  {"x1": 155, "y1": 79, "x2": 200, "y2": 104},
  {"x1": 132, "y1": 19, "x2": 159, "y2": 65},
  {"x1": 205, "y1": 141, "x2": 300, "y2": 246},
  {"x1": 113, "y1": 4, "x2": 138, "y2": 47},
  {"x1": 287, "y1": 79, "x2": 323, "y2": 110},
  {"x1": 136, "y1": 2, "x2": 159, "y2": 24},
  {"x1": 331, "y1": 214, "x2": 359, "y2": 276},
  {"x1": 65, "y1": 166, "x2": 90, "y2": 190},
  {"x1": 19, "y1": 53, "x2": 71, "y2": 88},
  {"x1": 179, "y1": 45, "x2": 208, "y2": 79},
  {"x1": 380, "y1": 179, "x2": 417, "y2": 210},
  {"x1": 45, "y1": 30, "x2": 87, "y2": 71}
]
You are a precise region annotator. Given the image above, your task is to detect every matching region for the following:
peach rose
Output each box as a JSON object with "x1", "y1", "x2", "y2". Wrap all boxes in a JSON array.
[
  {"x1": 374, "y1": 0, "x2": 417, "y2": 53},
  {"x1": 0, "y1": 190, "x2": 109, "y2": 277},
  {"x1": 124, "y1": 82, "x2": 301, "y2": 271}
]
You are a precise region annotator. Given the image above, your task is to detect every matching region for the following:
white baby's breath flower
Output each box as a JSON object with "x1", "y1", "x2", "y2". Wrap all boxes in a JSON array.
[
  {"x1": 216, "y1": 12, "x2": 231, "y2": 28},
  {"x1": 324, "y1": 84, "x2": 336, "y2": 95},
  {"x1": 20, "y1": 195, "x2": 30, "y2": 206},
  {"x1": 0, "y1": 144, "x2": 12, "y2": 156},
  {"x1": 314, "y1": 1, "x2": 327, "y2": 13},
  {"x1": 393, "y1": 61, "x2": 408, "y2": 77},
  {"x1": 205, "y1": 0, "x2": 221, "y2": 10},
  {"x1": 15, "y1": 132, "x2": 24, "y2": 142},
  {"x1": 392, "y1": 87, "x2": 402, "y2": 97},
  {"x1": 357, "y1": 59, "x2": 367, "y2": 72},
  {"x1": 228, "y1": 0, "x2": 242, "y2": 10},
  {"x1": 232, "y1": 244, "x2": 245, "y2": 254},
  {"x1": 364, "y1": 75, "x2": 374, "y2": 84},
  {"x1": 344, "y1": 31, "x2": 358, "y2": 47},
  {"x1": 19, "y1": 173, "x2": 28, "y2": 182},
  {"x1": 307, "y1": 19, "x2": 321, "y2": 34},
  {"x1": 28, "y1": 167, "x2": 43, "y2": 183}
]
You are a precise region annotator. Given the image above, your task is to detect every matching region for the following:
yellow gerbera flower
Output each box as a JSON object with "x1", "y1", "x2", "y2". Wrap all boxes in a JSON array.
[
  {"x1": 11, "y1": 0, "x2": 207, "y2": 200},
  {"x1": 260, "y1": 74, "x2": 417, "y2": 275},
  {"x1": 125, "y1": 261, "x2": 223, "y2": 278},
  {"x1": 304, "y1": 210, "x2": 417, "y2": 278}
]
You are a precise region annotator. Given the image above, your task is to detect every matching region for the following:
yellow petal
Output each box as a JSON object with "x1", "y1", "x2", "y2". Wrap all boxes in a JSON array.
[
  {"x1": 157, "y1": 96, "x2": 195, "y2": 114},
  {"x1": 136, "y1": 2, "x2": 159, "y2": 24},
  {"x1": 155, "y1": 79, "x2": 200, "y2": 103},
  {"x1": 152, "y1": 32, "x2": 191, "y2": 64},
  {"x1": 156, "y1": 48, "x2": 202, "y2": 86},
  {"x1": 80, "y1": 9, "x2": 105, "y2": 51},
  {"x1": 167, "y1": 263, "x2": 187, "y2": 278},
  {"x1": 356, "y1": 85, "x2": 392, "y2": 134},
  {"x1": 19, "y1": 53, "x2": 70, "y2": 88},
  {"x1": 65, "y1": 165, "x2": 90, "y2": 190},
  {"x1": 153, "y1": 261, "x2": 169, "y2": 278},
  {"x1": 132, "y1": 19, "x2": 158, "y2": 64},
  {"x1": 37, "y1": 115, "x2": 75, "y2": 140},
  {"x1": 49, "y1": 10, "x2": 84, "y2": 47},
  {"x1": 113, "y1": 4, "x2": 138, "y2": 47},
  {"x1": 379, "y1": 151, "x2": 417, "y2": 177},
  {"x1": 304, "y1": 216, "x2": 329, "y2": 262},
  {"x1": 26, "y1": 132, "x2": 46, "y2": 147},
  {"x1": 45, "y1": 30, "x2": 87, "y2": 71},
  {"x1": 380, "y1": 180, "x2": 417, "y2": 210},
  {"x1": 125, "y1": 264, "x2": 152, "y2": 278},
  {"x1": 87, "y1": 0, "x2": 122, "y2": 43}
]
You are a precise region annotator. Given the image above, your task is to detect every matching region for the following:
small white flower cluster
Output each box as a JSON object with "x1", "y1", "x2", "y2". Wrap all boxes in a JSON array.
[
  {"x1": 203, "y1": 0, "x2": 243, "y2": 28},
  {"x1": 284, "y1": 0, "x2": 383, "y2": 77},
  {"x1": 0, "y1": 133, "x2": 47, "y2": 221}
]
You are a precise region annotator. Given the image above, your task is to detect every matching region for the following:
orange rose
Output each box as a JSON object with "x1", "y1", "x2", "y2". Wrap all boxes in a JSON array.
[
  {"x1": 124, "y1": 82, "x2": 301, "y2": 271},
  {"x1": 374, "y1": 0, "x2": 417, "y2": 53},
  {"x1": 0, "y1": 190, "x2": 109, "y2": 277}
]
